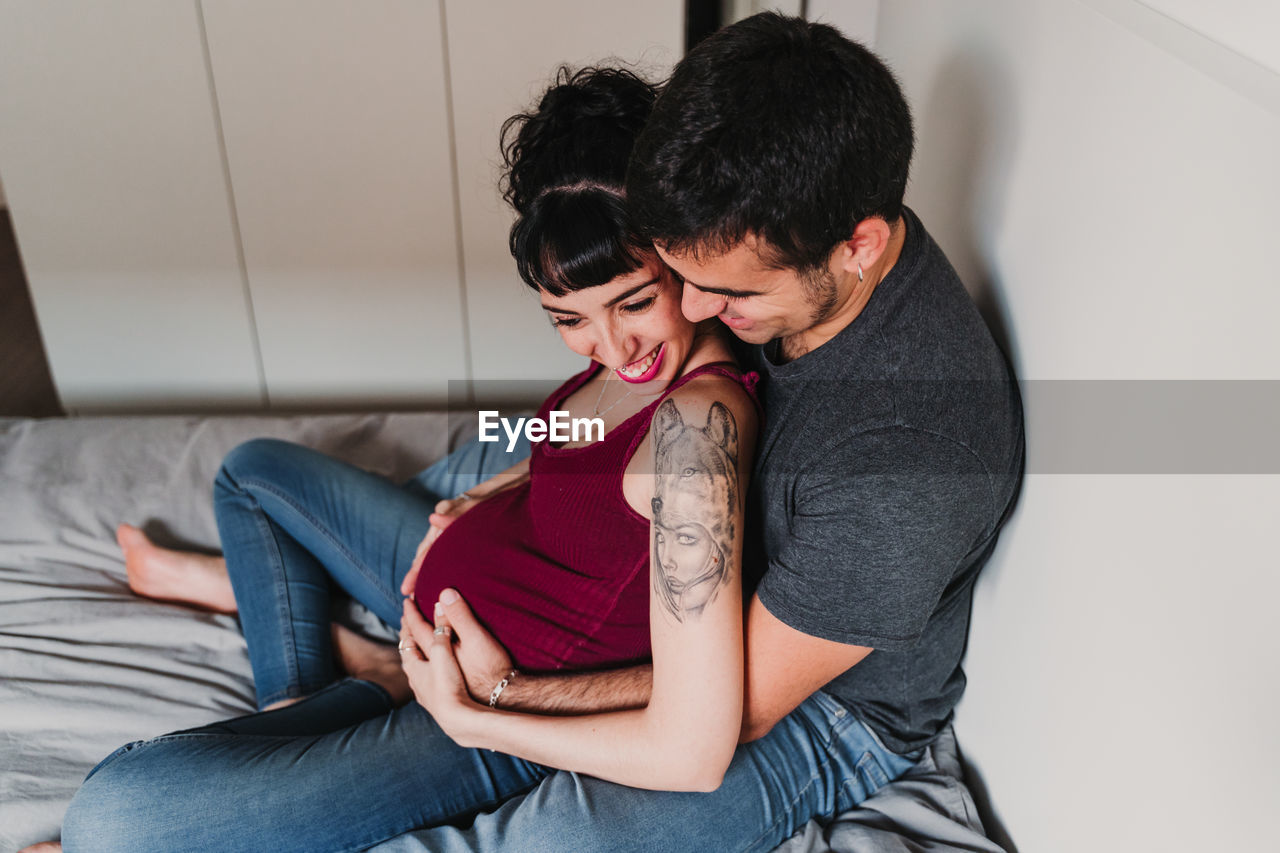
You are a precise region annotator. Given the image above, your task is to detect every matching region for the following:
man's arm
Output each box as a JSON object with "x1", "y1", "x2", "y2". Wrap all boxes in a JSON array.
[
  {"x1": 488, "y1": 663, "x2": 653, "y2": 715},
  {"x1": 431, "y1": 591, "x2": 654, "y2": 713},
  {"x1": 739, "y1": 594, "x2": 870, "y2": 742},
  {"x1": 437, "y1": 586, "x2": 869, "y2": 734},
  {"x1": 435, "y1": 428, "x2": 981, "y2": 728},
  {"x1": 493, "y1": 593, "x2": 870, "y2": 739}
]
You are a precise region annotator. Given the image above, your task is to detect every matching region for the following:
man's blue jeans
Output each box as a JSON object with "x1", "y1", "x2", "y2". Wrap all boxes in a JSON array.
[
  {"x1": 368, "y1": 690, "x2": 922, "y2": 853},
  {"x1": 61, "y1": 436, "x2": 919, "y2": 852}
]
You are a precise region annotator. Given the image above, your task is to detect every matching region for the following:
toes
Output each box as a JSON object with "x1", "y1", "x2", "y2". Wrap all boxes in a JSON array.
[{"x1": 116, "y1": 523, "x2": 150, "y2": 555}]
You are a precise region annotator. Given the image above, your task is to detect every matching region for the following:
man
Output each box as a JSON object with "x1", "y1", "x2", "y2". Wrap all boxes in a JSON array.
[{"x1": 381, "y1": 12, "x2": 1023, "y2": 852}]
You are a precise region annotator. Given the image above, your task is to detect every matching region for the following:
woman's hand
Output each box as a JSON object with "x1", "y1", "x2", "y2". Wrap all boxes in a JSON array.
[
  {"x1": 429, "y1": 493, "x2": 479, "y2": 531},
  {"x1": 399, "y1": 599, "x2": 479, "y2": 741},
  {"x1": 400, "y1": 495, "x2": 480, "y2": 597}
]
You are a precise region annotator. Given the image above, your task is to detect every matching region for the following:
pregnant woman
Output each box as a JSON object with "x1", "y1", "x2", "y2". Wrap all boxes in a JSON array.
[{"x1": 51, "y1": 67, "x2": 758, "y2": 853}]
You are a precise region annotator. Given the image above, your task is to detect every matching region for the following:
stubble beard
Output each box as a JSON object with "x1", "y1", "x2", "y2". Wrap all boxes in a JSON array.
[{"x1": 777, "y1": 265, "x2": 841, "y2": 361}]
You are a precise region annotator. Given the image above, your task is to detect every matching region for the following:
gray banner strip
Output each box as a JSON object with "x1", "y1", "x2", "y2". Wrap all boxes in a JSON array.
[
  {"x1": 448, "y1": 379, "x2": 1280, "y2": 474},
  {"x1": 1024, "y1": 380, "x2": 1280, "y2": 474}
]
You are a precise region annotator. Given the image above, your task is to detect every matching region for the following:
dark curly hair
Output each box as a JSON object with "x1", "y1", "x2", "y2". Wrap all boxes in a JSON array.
[
  {"x1": 501, "y1": 66, "x2": 658, "y2": 295},
  {"x1": 627, "y1": 13, "x2": 915, "y2": 272}
]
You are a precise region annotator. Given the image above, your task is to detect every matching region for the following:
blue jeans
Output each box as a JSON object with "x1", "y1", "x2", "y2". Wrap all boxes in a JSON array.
[
  {"x1": 63, "y1": 434, "x2": 539, "y2": 853},
  {"x1": 61, "y1": 680, "x2": 552, "y2": 852},
  {"x1": 64, "y1": 686, "x2": 917, "y2": 853},
  {"x1": 367, "y1": 690, "x2": 921, "y2": 853},
  {"x1": 214, "y1": 434, "x2": 531, "y2": 707},
  {"x1": 62, "y1": 436, "x2": 918, "y2": 852}
]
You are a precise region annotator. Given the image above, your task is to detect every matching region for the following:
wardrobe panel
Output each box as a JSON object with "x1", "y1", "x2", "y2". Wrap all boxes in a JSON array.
[
  {"x1": 203, "y1": 0, "x2": 466, "y2": 406},
  {"x1": 444, "y1": 0, "x2": 683, "y2": 391},
  {"x1": 0, "y1": 0, "x2": 262, "y2": 412}
]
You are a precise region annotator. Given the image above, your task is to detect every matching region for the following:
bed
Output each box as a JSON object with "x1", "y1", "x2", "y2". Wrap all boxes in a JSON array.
[{"x1": 0, "y1": 412, "x2": 1004, "y2": 853}]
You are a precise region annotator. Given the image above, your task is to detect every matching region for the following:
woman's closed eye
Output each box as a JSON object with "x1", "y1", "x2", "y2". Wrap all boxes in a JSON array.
[
  {"x1": 620, "y1": 296, "x2": 656, "y2": 313},
  {"x1": 550, "y1": 315, "x2": 581, "y2": 328}
]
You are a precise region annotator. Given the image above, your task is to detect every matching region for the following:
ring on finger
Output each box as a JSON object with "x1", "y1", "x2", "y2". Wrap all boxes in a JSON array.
[{"x1": 433, "y1": 626, "x2": 448, "y2": 636}]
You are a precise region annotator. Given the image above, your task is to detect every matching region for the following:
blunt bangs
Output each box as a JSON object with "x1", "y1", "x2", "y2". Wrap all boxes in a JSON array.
[{"x1": 511, "y1": 187, "x2": 650, "y2": 296}]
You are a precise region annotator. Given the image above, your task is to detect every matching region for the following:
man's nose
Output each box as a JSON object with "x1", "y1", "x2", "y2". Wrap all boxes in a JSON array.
[{"x1": 681, "y1": 285, "x2": 725, "y2": 323}]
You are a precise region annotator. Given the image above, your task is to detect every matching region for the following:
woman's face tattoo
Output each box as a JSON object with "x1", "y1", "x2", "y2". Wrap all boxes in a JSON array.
[{"x1": 650, "y1": 398, "x2": 739, "y2": 622}]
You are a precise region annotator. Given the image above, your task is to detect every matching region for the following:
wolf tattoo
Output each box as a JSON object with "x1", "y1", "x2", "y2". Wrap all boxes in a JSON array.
[{"x1": 650, "y1": 398, "x2": 740, "y2": 622}]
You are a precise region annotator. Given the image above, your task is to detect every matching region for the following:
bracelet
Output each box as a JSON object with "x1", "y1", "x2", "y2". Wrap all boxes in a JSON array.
[{"x1": 488, "y1": 669, "x2": 519, "y2": 709}]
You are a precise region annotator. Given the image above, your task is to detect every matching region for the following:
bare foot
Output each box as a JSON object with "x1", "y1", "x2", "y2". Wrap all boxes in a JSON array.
[
  {"x1": 117, "y1": 523, "x2": 239, "y2": 614},
  {"x1": 18, "y1": 842, "x2": 62, "y2": 852},
  {"x1": 331, "y1": 623, "x2": 412, "y2": 706}
]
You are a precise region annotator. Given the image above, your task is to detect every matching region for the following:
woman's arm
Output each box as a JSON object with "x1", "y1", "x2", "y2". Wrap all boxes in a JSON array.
[
  {"x1": 402, "y1": 380, "x2": 756, "y2": 791},
  {"x1": 458, "y1": 456, "x2": 531, "y2": 500}
]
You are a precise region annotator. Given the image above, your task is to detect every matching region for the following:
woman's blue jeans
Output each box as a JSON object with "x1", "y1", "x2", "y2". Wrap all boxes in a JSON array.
[
  {"x1": 62, "y1": 434, "x2": 542, "y2": 853},
  {"x1": 208, "y1": 436, "x2": 532, "y2": 708}
]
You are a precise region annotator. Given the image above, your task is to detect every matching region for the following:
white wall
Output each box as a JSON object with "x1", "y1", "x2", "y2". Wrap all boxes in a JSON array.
[
  {"x1": 813, "y1": 1, "x2": 1280, "y2": 850},
  {"x1": 805, "y1": 0, "x2": 878, "y2": 45},
  {"x1": 1138, "y1": 0, "x2": 1280, "y2": 76}
]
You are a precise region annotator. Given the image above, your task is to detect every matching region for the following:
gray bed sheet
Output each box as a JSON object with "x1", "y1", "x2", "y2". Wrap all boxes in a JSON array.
[{"x1": 0, "y1": 413, "x2": 1002, "y2": 853}]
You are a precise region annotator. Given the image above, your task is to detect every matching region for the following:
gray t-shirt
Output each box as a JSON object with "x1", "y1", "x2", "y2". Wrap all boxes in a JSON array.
[{"x1": 738, "y1": 208, "x2": 1024, "y2": 754}]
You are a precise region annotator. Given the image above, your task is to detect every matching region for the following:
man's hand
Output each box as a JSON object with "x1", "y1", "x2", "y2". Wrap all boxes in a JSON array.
[
  {"x1": 433, "y1": 588, "x2": 516, "y2": 704},
  {"x1": 400, "y1": 496, "x2": 481, "y2": 597}
]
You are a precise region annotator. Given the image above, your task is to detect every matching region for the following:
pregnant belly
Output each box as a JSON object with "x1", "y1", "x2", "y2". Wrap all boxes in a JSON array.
[{"x1": 412, "y1": 488, "x2": 650, "y2": 671}]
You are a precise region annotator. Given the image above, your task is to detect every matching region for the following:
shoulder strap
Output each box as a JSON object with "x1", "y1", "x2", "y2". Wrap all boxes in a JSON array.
[{"x1": 622, "y1": 361, "x2": 761, "y2": 465}]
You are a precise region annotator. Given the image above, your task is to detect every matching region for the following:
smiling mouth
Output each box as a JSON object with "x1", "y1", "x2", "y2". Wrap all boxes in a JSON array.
[{"x1": 616, "y1": 343, "x2": 665, "y2": 382}]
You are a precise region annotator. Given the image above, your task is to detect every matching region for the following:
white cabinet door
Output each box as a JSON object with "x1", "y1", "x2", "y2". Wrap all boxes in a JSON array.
[
  {"x1": 202, "y1": 0, "x2": 467, "y2": 407},
  {"x1": 444, "y1": 0, "x2": 684, "y2": 389},
  {"x1": 0, "y1": 1, "x2": 262, "y2": 412}
]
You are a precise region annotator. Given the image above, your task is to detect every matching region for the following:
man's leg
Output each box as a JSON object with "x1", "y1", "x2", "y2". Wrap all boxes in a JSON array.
[
  {"x1": 369, "y1": 692, "x2": 921, "y2": 853},
  {"x1": 60, "y1": 680, "x2": 550, "y2": 853}
]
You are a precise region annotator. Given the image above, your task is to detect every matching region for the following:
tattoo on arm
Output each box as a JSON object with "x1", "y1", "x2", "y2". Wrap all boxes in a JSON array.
[{"x1": 650, "y1": 398, "x2": 740, "y2": 622}]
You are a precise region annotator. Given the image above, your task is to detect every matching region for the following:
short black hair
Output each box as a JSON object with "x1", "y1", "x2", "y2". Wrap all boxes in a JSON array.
[
  {"x1": 501, "y1": 66, "x2": 657, "y2": 295},
  {"x1": 627, "y1": 12, "x2": 914, "y2": 271}
]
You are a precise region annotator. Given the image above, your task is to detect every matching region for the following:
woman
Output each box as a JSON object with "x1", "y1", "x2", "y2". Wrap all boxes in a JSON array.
[{"x1": 52, "y1": 67, "x2": 758, "y2": 853}]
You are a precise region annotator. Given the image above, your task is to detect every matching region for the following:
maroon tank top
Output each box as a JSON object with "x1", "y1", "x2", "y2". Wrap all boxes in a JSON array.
[{"x1": 414, "y1": 360, "x2": 757, "y2": 671}]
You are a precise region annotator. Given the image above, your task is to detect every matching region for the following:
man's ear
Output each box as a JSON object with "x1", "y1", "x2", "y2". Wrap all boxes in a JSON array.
[{"x1": 837, "y1": 217, "x2": 893, "y2": 275}]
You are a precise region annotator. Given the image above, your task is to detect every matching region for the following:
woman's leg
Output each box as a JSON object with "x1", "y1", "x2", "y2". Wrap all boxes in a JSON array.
[
  {"x1": 117, "y1": 523, "x2": 238, "y2": 612},
  {"x1": 406, "y1": 432, "x2": 533, "y2": 500},
  {"x1": 60, "y1": 680, "x2": 550, "y2": 853},
  {"x1": 213, "y1": 438, "x2": 436, "y2": 709},
  {"x1": 119, "y1": 434, "x2": 532, "y2": 614}
]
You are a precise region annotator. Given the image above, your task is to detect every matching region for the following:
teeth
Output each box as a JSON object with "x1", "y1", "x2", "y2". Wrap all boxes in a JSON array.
[{"x1": 618, "y1": 347, "x2": 659, "y2": 377}]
